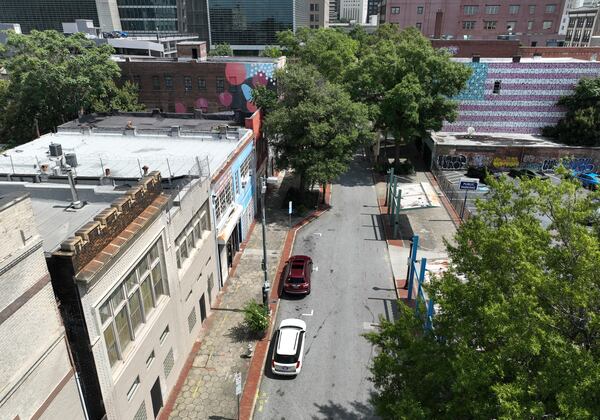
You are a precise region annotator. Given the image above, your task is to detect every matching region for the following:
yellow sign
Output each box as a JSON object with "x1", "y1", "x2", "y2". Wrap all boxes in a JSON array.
[{"x1": 492, "y1": 156, "x2": 519, "y2": 168}]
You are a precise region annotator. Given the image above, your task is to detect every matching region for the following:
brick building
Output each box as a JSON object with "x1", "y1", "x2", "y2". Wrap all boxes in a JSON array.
[
  {"x1": 0, "y1": 193, "x2": 87, "y2": 420},
  {"x1": 443, "y1": 57, "x2": 600, "y2": 134},
  {"x1": 380, "y1": 0, "x2": 567, "y2": 46},
  {"x1": 0, "y1": 112, "x2": 263, "y2": 420},
  {"x1": 118, "y1": 42, "x2": 285, "y2": 115}
]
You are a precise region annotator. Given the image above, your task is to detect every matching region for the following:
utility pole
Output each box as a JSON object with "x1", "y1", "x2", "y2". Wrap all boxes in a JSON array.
[{"x1": 260, "y1": 177, "x2": 270, "y2": 309}]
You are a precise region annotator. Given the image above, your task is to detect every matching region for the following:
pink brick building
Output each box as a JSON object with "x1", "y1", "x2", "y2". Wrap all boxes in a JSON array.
[{"x1": 380, "y1": 0, "x2": 567, "y2": 46}]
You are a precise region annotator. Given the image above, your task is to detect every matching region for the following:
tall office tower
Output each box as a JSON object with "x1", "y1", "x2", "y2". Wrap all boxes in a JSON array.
[
  {"x1": 329, "y1": 0, "x2": 340, "y2": 21},
  {"x1": 0, "y1": 0, "x2": 101, "y2": 33},
  {"x1": 181, "y1": 0, "x2": 210, "y2": 41},
  {"x1": 208, "y1": 0, "x2": 294, "y2": 52},
  {"x1": 339, "y1": 0, "x2": 368, "y2": 23},
  {"x1": 117, "y1": 0, "x2": 182, "y2": 33},
  {"x1": 296, "y1": 0, "x2": 330, "y2": 29}
]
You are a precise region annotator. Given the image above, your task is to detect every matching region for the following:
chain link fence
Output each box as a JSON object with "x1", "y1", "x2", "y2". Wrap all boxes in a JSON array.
[{"x1": 431, "y1": 165, "x2": 474, "y2": 221}]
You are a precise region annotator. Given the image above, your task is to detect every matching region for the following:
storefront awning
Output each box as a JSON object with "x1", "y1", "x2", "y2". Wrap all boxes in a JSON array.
[{"x1": 217, "y1": 204, "x2": 243, "y2": 245}]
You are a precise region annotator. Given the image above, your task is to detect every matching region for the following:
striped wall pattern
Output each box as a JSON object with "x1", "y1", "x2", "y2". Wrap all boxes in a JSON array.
[{"x1": 443, "y1": 61, "x2": 600, "y2": 134}]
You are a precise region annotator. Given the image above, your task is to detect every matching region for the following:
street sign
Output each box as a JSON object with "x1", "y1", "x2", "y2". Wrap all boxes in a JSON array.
[
  {"x1": 288, "y1": 201, "x2": 292, "y2": 215},
  {"x1": 234, "y1": 372, "x2": 242, "y2": 395},
  {"x1": 459, "y1": 177, "x2": 479, "y2": 191}
]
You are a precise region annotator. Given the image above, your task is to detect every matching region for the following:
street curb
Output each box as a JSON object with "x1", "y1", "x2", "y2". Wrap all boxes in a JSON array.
[{"x1": 239, "y1": 184, "x2": 332, "y2": 420}]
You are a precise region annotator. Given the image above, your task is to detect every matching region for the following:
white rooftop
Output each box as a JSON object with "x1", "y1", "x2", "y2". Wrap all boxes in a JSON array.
[
  {"x1": 430, "y1": 131, "x2": 589, "y2": 148},
  {"x1": 0, "y1": 129, "x2": 250, "y2": 179},
  {"x1": 452, "y1": 57, "x2": 597, "y2": 63}
]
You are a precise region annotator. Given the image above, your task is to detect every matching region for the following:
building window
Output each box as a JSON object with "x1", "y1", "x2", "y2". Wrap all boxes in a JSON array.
[
  {"x1": 463, "y1": 20, "x2": 476, "y2": 29},
  {"x1": 214, "y1": 179, "x2": 233, "y2": 222},
  {"x1": 543, "y1": 20, "x2": 552, "y2": 29},
  {"x1": 416, "y1": 22, "x2": 422, "y2": 29},
  {"x1": 127, "y1": 377, "x2": 140, "y2": 401},
  {"x1": 175, "y1": 200, "x2": 210, "y2": 269},
  {"x1": 184, "y1": 76, "x2": 192, "y2": 92},
  {"x1": 507, "y1": 21, "x2": 517, "y2": 31},
  {"x1": 484, "y1": 20, "x2": 497, "y2": 29},
  {"x1": 132, "y1": 75, "x2": 141, "y2": 86},
  {"x1": 99, "y1": 238, "x2": 168, "y2": 367},
  {"x1": 528, "y1": 20, "x2": 534, "y2": 30},
  {"x1": 492, "y1": 80, "x2": 501, "y2": 94},
  {"x1": 160, "y1": 325, "x2": 170, "y2": 344},
  {"x1": 529, "y1": 5, "x2": 536, "y2": 14},
  {"x1": 486, "y1": 5, "x2": 500, "y2": 14},
  {"x1": 164, "y1": 75, "x2": 173, "y2": 90},
  {"x1": 417, "y1": 6, "x2": 424, "y2": 14},
  {"x1": 310, "y1": 3, "x2": 314, "y2": 11},
  {"x1": 314, "y1": 14, "x2": 319, "y2": 22},
  {"x1": 545, "y1": 4, "x2": 556, "y2": 13},
  {"x1": 198, "y1": 78, "x2": 206, "y2": 90},
  {"x1": 146, "y1": 351, "x2": 155, "y2": 368},
  {"x1": 463, "y1": 5, "x2": 478, "y2": 15},
  {"x1": 585, "y1": 18, "x2": 594, "y2": 28},
  {"x1": 152, "y1": 76, "x2": 160, "y2": 90},
  {"x1": 216, "y1": 78, "x2": 225, "y2": 93},
  {"x1": 509, "y1": 4, "x2": 520, "y2": 14},
  {"x1": 391, "y1": 6, "x2": 400, "y2": 14}
]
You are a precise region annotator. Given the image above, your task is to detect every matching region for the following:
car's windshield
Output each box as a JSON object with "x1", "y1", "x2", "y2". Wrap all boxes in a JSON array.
[{"x1": 287, "y1": 277, "x2": 305, "y2": 284}]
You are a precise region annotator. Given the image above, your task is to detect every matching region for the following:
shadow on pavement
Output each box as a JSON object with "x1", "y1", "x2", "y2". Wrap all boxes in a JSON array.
[{"x1": 311, "y1": 399, "x2": 378, "y2": 420}]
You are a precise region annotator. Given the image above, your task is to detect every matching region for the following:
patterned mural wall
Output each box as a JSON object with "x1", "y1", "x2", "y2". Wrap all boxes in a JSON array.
[{"x1": 443, "y1": 61, "x2": 600, "y2": 134}]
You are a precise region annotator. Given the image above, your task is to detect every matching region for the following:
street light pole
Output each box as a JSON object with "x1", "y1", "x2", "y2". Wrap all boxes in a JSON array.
[{"x1": 260, "y1": 177, "x2": 270, "y2": 309}]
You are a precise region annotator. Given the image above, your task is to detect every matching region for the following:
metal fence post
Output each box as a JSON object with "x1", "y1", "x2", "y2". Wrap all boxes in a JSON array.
[
  {"x1": 406, "y1": 235, "x2": 419, "y2": 301},
  {"x1": 415, "y1": 257, "x2": 427, "y2": 318},
  {"x1": 393, "y1": 188, "x2": 401, "y2": 239}
]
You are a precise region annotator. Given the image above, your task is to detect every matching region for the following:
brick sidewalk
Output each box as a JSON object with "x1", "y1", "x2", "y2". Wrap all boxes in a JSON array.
[{"x1": 160, "y1": 173, "x2": 327, "y2": 420}]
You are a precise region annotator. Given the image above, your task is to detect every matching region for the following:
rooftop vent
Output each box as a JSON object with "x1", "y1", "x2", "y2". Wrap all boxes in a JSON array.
[
  {"x1": 472, "y1": 55, "x2": 480, "y2": 63},
  {"x1": 49, "y1": 143, "x2": 63, "y2": 157},
  {"x1": 512, "y1": 55, "x2": 521, "y2": 63}
]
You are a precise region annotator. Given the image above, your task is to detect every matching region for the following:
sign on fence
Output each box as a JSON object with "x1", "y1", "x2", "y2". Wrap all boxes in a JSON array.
[{"x1": 459, "y1": 177, "x2": 479, "y2": 191}]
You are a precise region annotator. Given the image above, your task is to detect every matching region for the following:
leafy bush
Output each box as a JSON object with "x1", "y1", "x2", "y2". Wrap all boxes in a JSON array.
[{"x1": 242, "y1": 300, "x2": 270, "y2": 334}]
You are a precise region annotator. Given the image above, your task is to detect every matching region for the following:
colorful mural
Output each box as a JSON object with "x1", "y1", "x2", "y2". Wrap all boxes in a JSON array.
[
  {"x1": 214, "y1": 62, "x2": 277, "y2": 114},
  {"x1": 444, "y1": 61, "x2": 600, "y2": 134}
]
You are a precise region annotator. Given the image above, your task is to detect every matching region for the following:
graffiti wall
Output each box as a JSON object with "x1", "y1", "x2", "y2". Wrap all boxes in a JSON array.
[
  {"x1": 443, "y1": 60, "x2": 600, "y2": 135},
  {"x1": 432, "y1": 145, "x2": 600, "y2": 173}
]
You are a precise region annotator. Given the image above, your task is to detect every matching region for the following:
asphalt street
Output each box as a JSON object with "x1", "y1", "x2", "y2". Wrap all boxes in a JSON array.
[{"x1": 253, "y1": 157, "x2": 395, "y2": 420}]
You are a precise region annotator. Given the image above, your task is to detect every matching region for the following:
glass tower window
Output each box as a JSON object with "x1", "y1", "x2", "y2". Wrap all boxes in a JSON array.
[{"x1": 209, "y1": 0, "x2": 294, "y2": 46}]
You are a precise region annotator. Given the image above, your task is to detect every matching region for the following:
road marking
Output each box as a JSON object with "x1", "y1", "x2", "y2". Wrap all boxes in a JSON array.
[
  {"x1": 313, "y1": 232, "x2": 322, "y2": 237},
  {"x1": 302, "y1": 309, "x2": 314, "y2": 316},
  {"x1": 257, "y1": 391, "x2": 268, "y2": 413},
  {"x1": 363, "y1": 322, "x2": 380, "y2": 330},
  {"x1": 314, "y1": 266, "x2": 318, "y2": 272}
]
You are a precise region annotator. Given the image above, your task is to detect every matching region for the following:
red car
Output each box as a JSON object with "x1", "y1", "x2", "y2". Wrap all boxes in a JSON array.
[{"x1": 283, "y1": 255, "x2": 313, "y2": 295}]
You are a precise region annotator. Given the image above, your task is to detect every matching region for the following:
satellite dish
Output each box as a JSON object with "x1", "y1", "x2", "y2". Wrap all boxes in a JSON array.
[{"x1": 467, "y1": 126, "x2": 475, "y2": 137}]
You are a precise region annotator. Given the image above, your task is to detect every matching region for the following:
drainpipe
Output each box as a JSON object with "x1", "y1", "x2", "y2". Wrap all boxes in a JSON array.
[{"x1": 66, "y1": 166, "x2": 83, "y2": 209}]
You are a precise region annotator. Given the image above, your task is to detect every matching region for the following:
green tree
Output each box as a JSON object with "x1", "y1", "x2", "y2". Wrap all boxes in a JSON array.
[
  {"x1": 259, "y1": 45, "x2": 283, "y2": 58},
  {"x1": 209, "y1": 43, "x2": 233, "y2": 56},
  {"x1": 345, "y1": 25, "x2": 471, "y2": 163},
  {"x1": 0, "y1": 30, "x2": 143, "y2": 145},
  {"x1": 542, "y1": 77, "x2": 600, "y2": 146},
  {"x1": 264, "y1": 63, "x2": 369, "y2": 193},
  {"x1": 251, "y1": 84, "x2": 277, "y2": 115},
  {"x1": 366, "y1": 175, "x2": 600, "y2": 419},
  {"x1": 276, "y1": 28, "x2": 358, "y2": 84}
]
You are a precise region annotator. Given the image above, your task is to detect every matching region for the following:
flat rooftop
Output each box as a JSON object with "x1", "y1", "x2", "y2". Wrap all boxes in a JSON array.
[
  {"x1": 0, "y1": 115, "x2": 251, "y2": 179},
  {"x1": 0, "y1": 182, "x2": 123, "y2": 252},
  {"x1": 430, "y1": 131, "x2": 591, "y2": 148},
  {"x1": 61, "y1": 113, "x2": 237, "y2": 131}
]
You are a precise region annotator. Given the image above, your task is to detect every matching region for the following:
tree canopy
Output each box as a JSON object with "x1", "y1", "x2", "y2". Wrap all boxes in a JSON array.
[
  {"x1": 208, "y1": 43, "x2": 233, "y2": 56},
  {"x1": 366, "y1": 174, "x2": 600, "y2": 419},
  {"x1": 542, "y1": 77, "x2": 600, "y2": 146},
  {"x1": 264, "y1": 63, "x2": 369, "y2": 192},
  {"x1": 259, "y1": 45, "x2": 283, "y2": 58},
  {"x1": 0, "y1": 30, "x2": 143, "y2": 145},
  {"x1": 276, "y1": 25, "x2": 471, "y2": 164}
]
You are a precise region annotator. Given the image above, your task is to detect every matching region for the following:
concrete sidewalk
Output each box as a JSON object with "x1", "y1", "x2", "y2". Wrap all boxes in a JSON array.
[
  {"x1": 162, "y1": 171, "x2": 307, "y2": 420},
  {"x1": 373, "y1": 169, "x2": 458, "y2": 300}
]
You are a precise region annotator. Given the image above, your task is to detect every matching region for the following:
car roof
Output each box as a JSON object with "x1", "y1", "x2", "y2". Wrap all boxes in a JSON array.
[
  {"x1": 289, "y1": 255, "x2": 311, "y2": 263},
  {"x1": 279, "y1": 318, "x2": 306, "y2": 330},
  {"x1": 277, "y1": 321, "x2": 306, "y2": 356}
]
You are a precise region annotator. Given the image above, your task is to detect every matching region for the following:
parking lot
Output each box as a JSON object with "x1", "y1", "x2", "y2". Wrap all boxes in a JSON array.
[{"x1": 439, "y1": 169, "x2": 565, "y2": 217}]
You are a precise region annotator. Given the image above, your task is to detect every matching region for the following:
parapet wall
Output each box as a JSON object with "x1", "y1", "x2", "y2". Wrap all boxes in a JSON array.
[{"x1": 54, "y1": 171, "x2": 163, "y2": 274}]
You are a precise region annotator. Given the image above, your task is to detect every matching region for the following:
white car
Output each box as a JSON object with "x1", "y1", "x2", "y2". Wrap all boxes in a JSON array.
[{"x1": 271, "y1": 318, "x2": 306, "y2": 376}]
